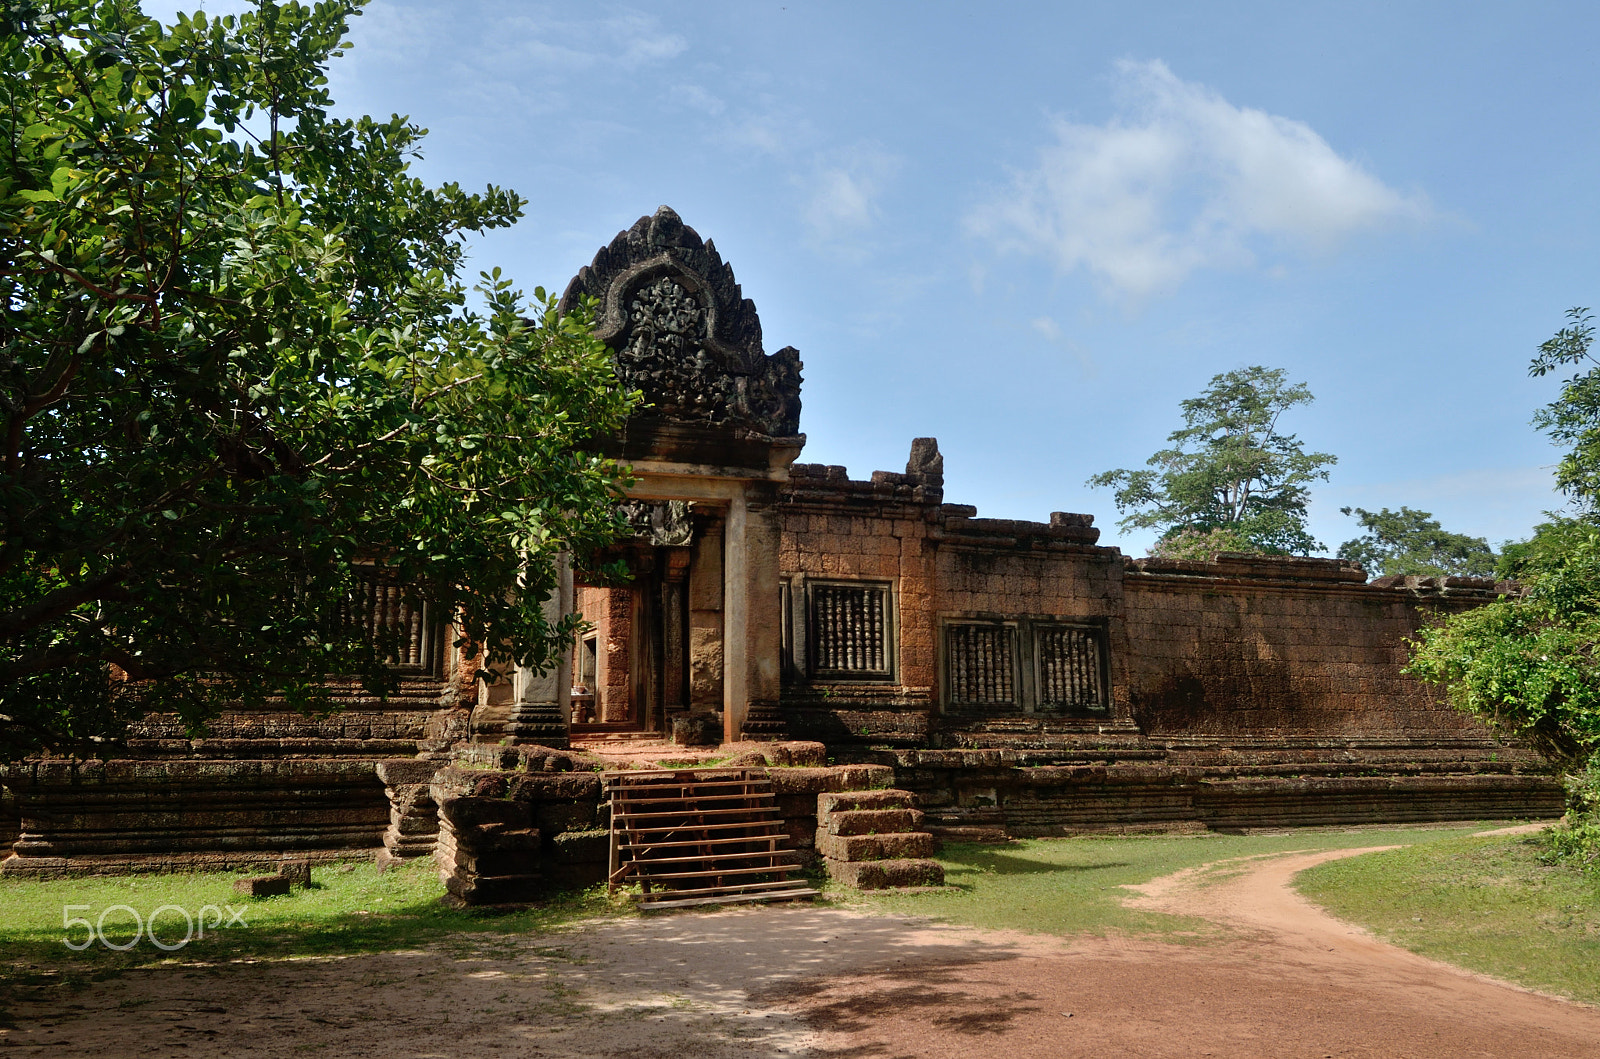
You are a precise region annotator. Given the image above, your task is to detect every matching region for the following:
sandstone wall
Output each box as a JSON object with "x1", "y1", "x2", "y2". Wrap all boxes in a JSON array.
[
  {"x1": 1119, "y1": 557, "x2": 1503, "y2": 746},
  {"x1": 778, "y1": 461, "x2": 942, "y2": 745},
  {"x1": 1, "y1": 758, "x2": 388, "y2": 876}
]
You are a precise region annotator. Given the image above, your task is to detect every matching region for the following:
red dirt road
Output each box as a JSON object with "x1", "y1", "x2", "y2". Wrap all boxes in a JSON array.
[{"x1": 784, "y1": 847, "x2": 1600, "y2": 1058}]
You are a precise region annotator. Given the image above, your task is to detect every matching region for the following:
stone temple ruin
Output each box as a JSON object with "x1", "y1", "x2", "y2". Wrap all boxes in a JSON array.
[{"x1": 0, "y1": 207, "x2": 1565, "y2": 900}]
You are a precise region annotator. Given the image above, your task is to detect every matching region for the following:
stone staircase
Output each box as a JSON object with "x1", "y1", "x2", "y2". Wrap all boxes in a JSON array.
[
  {"x1": 605, "y1": 769, "x2": 818, "y2": 911},
  {"x1": 818, "y1": 789, "x2": 944, "y2": 889}
]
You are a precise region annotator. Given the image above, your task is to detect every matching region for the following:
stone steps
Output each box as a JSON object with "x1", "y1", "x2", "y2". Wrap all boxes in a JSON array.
[
  {"x1": 818, "y1": 788, "x2": 943, "y2": 890},
  {"x1": 605, "y1": 769, "x2": 816, "y2": 911}
]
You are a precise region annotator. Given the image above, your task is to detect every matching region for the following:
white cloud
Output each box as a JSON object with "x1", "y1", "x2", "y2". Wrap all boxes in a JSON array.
[
  {"x1": 800, "y1": 145, "x2": 900, "y2": 251},
  {"x1": 1029, "y1": 316, "x2": 1097, "y2": 377},
  {"x1": 969, "y1": 59, "x2": 1429, "y2": 299},
  {"x1": 670, "y1": 83, "x2": 726, "y2": 116},
  {"x1": 327, "y1": 3, "x2": 688, "y2": 122}
]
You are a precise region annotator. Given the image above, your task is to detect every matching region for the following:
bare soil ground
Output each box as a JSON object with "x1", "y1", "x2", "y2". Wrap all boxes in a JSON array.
[{"x1": 4, "y1": 844, "x2": 1597, "y2": 1058}]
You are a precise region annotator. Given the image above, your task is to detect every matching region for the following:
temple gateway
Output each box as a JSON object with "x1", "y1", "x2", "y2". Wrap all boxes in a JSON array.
[{"x1": 0, "y1": 208, "x2": 1563, "y2": 886}]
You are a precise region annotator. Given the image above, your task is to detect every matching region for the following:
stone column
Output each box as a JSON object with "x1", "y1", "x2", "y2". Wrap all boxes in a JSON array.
[
  {"x1": 687, "y1": 514, "x2": 725, "y2": 712},
  {"x1": 722, "y1": 493, "x2": 748, "y2": 742},
  {"x1": 724, "y1": 487, "x2": 786, "y2": 742},
  {"x1": 470, "y1": 553, "x2": 573, "y2": 748},
  {"x1": 740, "y1": 489, "x2": 787, "y2": 739}
]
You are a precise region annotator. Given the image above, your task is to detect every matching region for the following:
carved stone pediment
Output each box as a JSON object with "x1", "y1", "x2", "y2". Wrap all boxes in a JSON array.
[
  {"x1": 619, "y1": 500, "x2": 694, "y2": 547},
  {"x1": 559, "y1": 206, "x2": 802, "y2": 437}
]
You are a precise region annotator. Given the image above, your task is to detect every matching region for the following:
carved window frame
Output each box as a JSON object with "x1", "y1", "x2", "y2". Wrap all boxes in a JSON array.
[
  {"x1": 942, "y1": 620, "x2": 1020, "y2": 710},
  {"x1": 1030, "y1": 622, "x2": 1109, "y2": 715},
  {"x1": 793, "y1": 578, "x2": 897, "y2": 684},
  {"x1": 338, "y1": 566, "x2": 445, "y2": 677},
  {"x1": 940, "y1": 616, "x2": 1108, "y2": 716}
]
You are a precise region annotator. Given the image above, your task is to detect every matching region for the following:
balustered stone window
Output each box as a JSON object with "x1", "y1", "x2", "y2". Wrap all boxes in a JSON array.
[
  {"x1": 945, "y1": 622, "x2": 1018, "y2": 707},
  {"x1": 336, "y1": 575, "x2": 444, "y2": 675},
  {"x1": 943, "y1": 617, "x2": 1106, "y2": 715},
  {"x1": 802, "y1": 580, "x2": 895, "y2": 681},
  {"x1": 1033, "y1": 624, "x2": 1106, "y2": 713}
]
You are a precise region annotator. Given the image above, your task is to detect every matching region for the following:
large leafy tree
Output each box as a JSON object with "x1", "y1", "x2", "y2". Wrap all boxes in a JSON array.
[
  {"x1": 0, "y1": 0, "x2": 634, "y2": 758},
  {"x1": 1088, "y1": 366, "x2": 1336, "y2": 555},
  {"x1": 1336, "y1": 506, "x2": 1496, "y2": 579},
  {"x1": 1408, "y1": 308, "x2": 1600, "y2": 868}
]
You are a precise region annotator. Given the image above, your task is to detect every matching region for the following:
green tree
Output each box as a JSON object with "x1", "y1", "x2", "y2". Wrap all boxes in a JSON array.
[
  {"x1": 1407, "y1": 530, "x2": 1600, "y2": 768},
  {"x1": 0, "y1": 0, "x2": 634, "y2": 758},
  {"x1": 1407, "y1": 307, "x2": 1600, "y2": 869},
  {"x1": 1530, "y1": 308, "x2": 1600, "y2": 514},
  {"x1": 1087, "y1": 366, "x2": 1336, "y2": 555},
  {"x1": 1496, "y1": 516, "x2": 1594, "y2": 581},
  {"x1": 1336, "y1": 506, "x2": 1496, "y2": 579}
]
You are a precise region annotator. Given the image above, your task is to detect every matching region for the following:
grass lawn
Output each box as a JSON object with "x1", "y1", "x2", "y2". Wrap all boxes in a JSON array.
[
  {"x1": 0, "y1": 857, "x2": 628, "y2": 1008},
  {"x1": 844, "y1": 823, "x2": 1495, "y2": 939},
  {"x1": 1296, "y1": 830, "x2": 1600, "y2": 1005}
]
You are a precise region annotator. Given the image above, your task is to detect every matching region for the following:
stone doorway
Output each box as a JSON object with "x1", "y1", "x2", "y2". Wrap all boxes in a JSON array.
[{"x1": 570, "y1": 502, "x2": 706, "y2": 737}]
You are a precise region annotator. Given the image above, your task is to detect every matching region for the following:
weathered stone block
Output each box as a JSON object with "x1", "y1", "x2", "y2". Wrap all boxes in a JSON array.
[
  {"x1": 278, "y1": 859, "x2": 311, "y2": 888},
  {"x1": 438, "y1": 796, "x2": 530, "y2": 831},
  {"x1": 817, "y1": 789, "x2": 914, "y2": 820},
  {"x1": 817, "y1": 831, "x2": 935, "y2": 861},
  {"x1": 376, "y1": 759, "x2": 443, "y2": 786},
  {"x1": 827, "y1": 808, "x2": 918, "y2": 836},
  {"x1": 233, "y1": 874, "x2": 290, "y2": 897},
  {"x1": 826, "y1": 857, "x2": 943, "y2": 889}
]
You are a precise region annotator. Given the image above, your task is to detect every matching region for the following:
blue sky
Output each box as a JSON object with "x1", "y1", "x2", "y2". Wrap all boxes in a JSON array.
[{"x1": 152, "y1": 1, "x2": 1600, "y2": 557}]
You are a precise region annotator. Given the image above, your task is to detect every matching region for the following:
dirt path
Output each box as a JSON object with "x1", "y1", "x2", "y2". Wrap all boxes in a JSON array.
[
  {"x1": 786, "y1": 845, "x2": 1600, "y2": 1058},
  {"x1": 4, "y1": 840, "x2": 1596, "y2": 1057}
]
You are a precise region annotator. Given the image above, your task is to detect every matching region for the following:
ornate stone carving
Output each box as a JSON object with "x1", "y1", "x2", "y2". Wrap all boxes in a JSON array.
[
  {"x1": 560, "y1": 206, "x2": 802, "y2": 437},
  {"x1": 619, "y1": 499, "x2": 694, "y2": 547}
]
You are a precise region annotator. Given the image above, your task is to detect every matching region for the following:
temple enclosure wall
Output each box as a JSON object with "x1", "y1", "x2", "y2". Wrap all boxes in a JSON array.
[{"x1": 1119, "y1": 558, "x2": 1496, "y2": 744}]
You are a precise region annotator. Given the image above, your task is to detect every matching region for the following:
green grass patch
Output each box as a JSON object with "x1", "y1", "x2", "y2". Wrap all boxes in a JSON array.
[
  {"x1": 0, "y1": 858, "x2": 632, "y2": 1010},
  {"x1": 1296, "y1": 831, "x2": 1600, "y2": 1005},
  {"x1": 847, "y1": 824, "x2": 1499, "y2": 940}
]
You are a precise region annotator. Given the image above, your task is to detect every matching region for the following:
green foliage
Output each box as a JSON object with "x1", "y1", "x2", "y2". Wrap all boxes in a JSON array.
[
  {"x1": 1530, "y1": 307, "x2": 1600, "y2": 514},
  {"x1": 1496, "y1": 515, "x2": 1594, "y2": 580},
  {"x1": 0, "y1": 1, "x2": 635, "y2": 757},
  {"x1": 1335, "y1": 506, "x2": 1496, "y2": 579},
  {"x1": 1406, "y1": 307, "x2": 1600, "y2": 794},
  {"x1": 1539, "y1": 762, "x2": 1600, "y2": 872},
  {"x1": 1407, "y1": 530, "x2": 1600, "y2": 766},
  {"x1": 1087, "y1": 366, "x2": 1336, "y2": 556},
  {"x1": 1146, "y1": 525, "x2": 1254, "y2": 562}
]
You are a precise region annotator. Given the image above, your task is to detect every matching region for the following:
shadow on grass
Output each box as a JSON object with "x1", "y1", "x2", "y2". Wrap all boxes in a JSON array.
[
  {"x1": 939, "y1": 844, "x2": 1134, "y2": 876},
  {"x1": 0, "y1": 865, "x2": 628, "y2": 1001}
]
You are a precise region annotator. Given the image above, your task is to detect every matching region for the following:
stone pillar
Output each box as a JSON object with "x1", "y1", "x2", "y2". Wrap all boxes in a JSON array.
[
  {"x1": 470, "y1": 554, "x2": 573, "y2": 748},
  {"x1": 724, "y1": 487, "x2": 786, "y2": 742},
  {"x1": 661, "y1": 548, "x2": 690, "y2": 718},
  {"x1": 688, "y1": 515, "x2": 725, "y2": 712},
  {"x1": 723, "y1": 493, "x2": 748, "y2": 742},
  {"x1": 740, "y1": 489, "x2": 787, "y2": 739}
]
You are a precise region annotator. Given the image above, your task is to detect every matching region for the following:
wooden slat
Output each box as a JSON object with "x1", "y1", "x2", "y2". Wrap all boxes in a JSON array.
[
  {"x1": 620, "y1": 819, "x2": 782, "y2": 836},
  {"x1": 612, "y1": 791, "x2": 776, "y2": 807},
  {"x1": 624, "y1": 849, "x2": 790, "y2": 869},
  {"x1": 620, "y1": 835, "x2": 781, "y2": 851},
  {"x1": 607, "y1": 767, "x2": 814, "y2": 908},
  {"x1": 633, "y1": 863, "x2": 796, "y2": 883},
  {"x1": 614, "y1": 805, "x2": 782, "y2": 822},
  {"x1": 632, "y1": 878, "x2": 812, "y2": 899}
]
